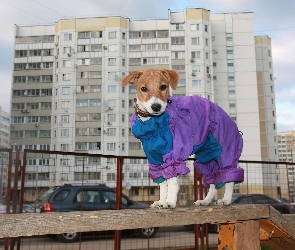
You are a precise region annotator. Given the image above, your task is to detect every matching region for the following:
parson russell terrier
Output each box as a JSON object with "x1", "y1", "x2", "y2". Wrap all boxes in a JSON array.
[{"x1": 121, "y1": 69, "x2": 244, "y2": 208}]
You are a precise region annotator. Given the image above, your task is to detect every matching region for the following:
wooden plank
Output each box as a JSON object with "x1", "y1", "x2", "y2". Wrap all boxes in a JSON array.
[
  {"x1": 0, "y1": 204, "x2": 293, "y2": 241},
  {"x1": 218, "y1": 221, "x2": 260, "y2": 250}
]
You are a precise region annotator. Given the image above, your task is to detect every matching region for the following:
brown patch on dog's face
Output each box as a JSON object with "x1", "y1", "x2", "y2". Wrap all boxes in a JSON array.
[
  {"x1": 121, "y1": 69, "x2": 179, "y2": 102},
  {"x1": 135, "y1": 70, "x2": 170, "y2": 103}
]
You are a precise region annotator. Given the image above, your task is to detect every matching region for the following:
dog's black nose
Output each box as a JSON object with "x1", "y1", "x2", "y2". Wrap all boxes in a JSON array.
[{"x1": 151, "y1": 103, "x2": 161, "y2": 112}]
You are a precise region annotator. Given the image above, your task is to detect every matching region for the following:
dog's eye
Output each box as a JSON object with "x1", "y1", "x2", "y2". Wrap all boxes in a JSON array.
[
  {"x1": 160, "y1": 85, "x2": 167, "y2": 91},
  {"x1": 141, "y1": 87, "x2": 148, "y2": 92}
]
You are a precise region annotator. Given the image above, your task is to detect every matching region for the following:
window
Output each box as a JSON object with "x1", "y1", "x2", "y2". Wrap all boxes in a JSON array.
[
  {"x1": 191, "y1": 24, "x2": 199, "y2": 31},
  {"x1": 76, "y1": 99, "x2": 88, "y2": 107},
  {"x1": 39, "y1": 130, "x2": 51, "y2": 138},
  {"x1": 90, "y1": 44, "x2": 102, "y2": 51},
  {"x1": 107, "y1": 143, "x2": 116, "y2": 151},
  {"x1": 77, "y1": 58, "x2": 90, "y2": 65},
  {"x1": 61, "y1": 101, "x2": 70, "y2": 109},
  {"x1": 62, "y1": 87, "x2": 70, "y2": 95},
  {"x1": 192, "y1": 37, "x2": 200, "y2": 45},
  {"x1": 142, "y1": 58, "x2": 156, "y2": 65},
  {"x1": 132, "y1": 188, "x2": 139, "y2": 196},
  {"x1": 89, "y1": 128, "x2": 101, "y2": 136},
  {"x1": 61, "y1": 144, "x2": 69, "y2": 151},
  {"x1": 229, "y1": 101, "x2": 236, "y2": 113},
  {"x1": 40, "y1": 102, "x2": 52, "y2": 109},
  {"x1": 90, "y1": 99, "x2": 101, "y2": 107},
  {"x1": 171, "y1": 37, "x2": 185, "y2": 45},
  {"x1": 143, "y1": 31, "x2": 156, "y2": 38},
  {"x1": 122, "y1": 58, "x2": 126, "y2": 66},
  {"x1": 61, "y1": 129, "x2": 69, "y2": 137},
  {"x1": 108, "y1": 85, "x2": 117, "y2": 93},
  {"x1": 90, "y1": 85, "x2": 101, "y2": 93},
  {"x1": 78, "y1": 31, "x2": 90, "y2": 39},
  {"x1": 63, "y1": 73, "x2": 71, "y2": 81},
  {"x1": 129, "y1": 142, "x2": 141, "y2": 150},
  {"x1": 122, "y1": 32, "x2": 126, "y2": 39},
  {"x1": 171, "y1": 51, "x2": 185, "y2": 59},
  {"x1": 129, "y1": 45, "x2": 141, "y2": 51},
  {"x1": 157, "y1": 30, "x2": 169, "y2": 38},
  {"x1": 63, "y1": 33, "x2": 72, "y2": 41},
  {"x1": 171, "y1": 23, "x2": 184, "y2": 30},
  {"x1": 158, "y1": 43, "x2": 169, "y2": 50},
  {"x1": 191, "y1": 51, "x2": 201, "y2": 59},
  {"x1": 205, "y1": 24, "x2": 208, "y2": 32},
  {"x1": 129, "y1": 31, "x2": 141, "y2": 38},
  {"x1": 61, "y1": 115, "x2": 70, "y2": 123},
  {"x1": 27, "y1": 116, "x2": 39, "y2": 123},
  {"x1": 75, "y1": 143, "x2": 87, "y2": 150},
  {"x1": 107, "y1": 173, "x2": 116, "y2": 181},
  {"x1": 178, "y1": 79, "x2": 186, "y2": 87},
  {"x1": 108, "y1": 45, "x2": 117, "y2": 51},
  {"x1": 192, "y1": 80, "x2": 201, "y2": 87},
  {"x1": 89, "y1": 71, "x2": 102, "y2": 78},
  {"x1": 172, "y1": 65, "x2": 185, "y2": 73},
  {"x1": 89, "y1": 114, "x2": 101, "y2": 121},
  {"x1": 107, "y1": 128, "x2": 116, "y2": 136},
  {"x1": 108, "y1": 58, "x2": 116, "y2": 66},
  {"x1": 108, "y1": 99, "x2": 116, "y2": 108},
  {"x1": 129, "y1": 58, "x2": 141, "y2": 65},
  {"x1": 109, "y1": 31, "x2": 117, "y2": 39},
  {"x1": 192, "y1": 66, "x2": 201, "y2": 73}
]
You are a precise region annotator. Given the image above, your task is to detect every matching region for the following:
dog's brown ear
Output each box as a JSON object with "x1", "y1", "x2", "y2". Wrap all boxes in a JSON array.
[
  {"x1": 160, "y1": 70, "x2": 179, "y2": 90},
  {"x1": 120, "y1": 71, "x2": 143, "y2": 86}
]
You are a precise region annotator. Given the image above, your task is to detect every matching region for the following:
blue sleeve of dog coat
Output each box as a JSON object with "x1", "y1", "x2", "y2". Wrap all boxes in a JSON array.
[
  {"x1": 191, "y1": 132, "x2": 222, "y2": 164},
  {"x1": 132, "y1": 112, "x2": 173, "y2": 165}
]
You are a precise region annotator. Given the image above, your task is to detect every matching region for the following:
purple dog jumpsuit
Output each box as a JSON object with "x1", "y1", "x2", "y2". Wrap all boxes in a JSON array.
[{"x1": 131, "y1": 95, "x2": 244, "y2": 188}]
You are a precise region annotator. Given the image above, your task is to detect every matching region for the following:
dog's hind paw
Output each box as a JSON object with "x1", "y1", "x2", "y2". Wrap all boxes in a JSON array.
[
  {"x1": 193, "y1": 200, "x2": 210, "y2": 206},
  {"x1": 150, "y1": 201, "x2": 164, "y2": 209},
  {"x1": 163, "y1": 201, "x2": 176, "y2": 209},
  {"x1": 217, "y1": 199, "x2": 231, "y2": 206}
]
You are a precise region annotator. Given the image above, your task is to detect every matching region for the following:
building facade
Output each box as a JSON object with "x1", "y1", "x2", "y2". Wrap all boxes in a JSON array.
[
  {"x1": 10, "y1": 8, "x2": 279, "y2": 202},
  {"x1": 0, "y1": 107, "x2": 10, "y2": 204}
]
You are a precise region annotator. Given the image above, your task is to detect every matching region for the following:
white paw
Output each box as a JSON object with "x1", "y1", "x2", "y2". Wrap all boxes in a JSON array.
[
  {"x1": 150, "y1": 201, "x2": 164, "y2": 209},
  {"x1": 163, "y1": 201, "x2": 176, "y2": 209},
  {"x1": 194, "y1": 200, "x2": 211, "y2": 206},
  {"x1": 217, "y1": 198, "x2": 231, "y2": 206}
]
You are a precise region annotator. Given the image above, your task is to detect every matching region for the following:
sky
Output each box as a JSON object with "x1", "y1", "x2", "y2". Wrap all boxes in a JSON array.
[{"x1": 0, "y1": 0, "x2": 294, "y2": 132}]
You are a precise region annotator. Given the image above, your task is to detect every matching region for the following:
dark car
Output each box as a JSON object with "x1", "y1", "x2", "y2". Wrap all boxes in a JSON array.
[
  {"x1": 34, "y1": 184, "x2": 157, "y2": 242},
  {"x1": 232, "y1": 194, "x2": 291, "y2": 214}
]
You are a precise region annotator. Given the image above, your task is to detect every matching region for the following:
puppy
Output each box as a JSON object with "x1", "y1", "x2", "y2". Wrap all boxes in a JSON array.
[{"x1": 121, "y1": 69, "x2": 244, "y2": 208}]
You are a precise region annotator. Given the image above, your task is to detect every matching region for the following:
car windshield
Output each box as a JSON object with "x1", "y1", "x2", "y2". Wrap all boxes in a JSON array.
[{"x1": 35, "y1": 188, "x2": 56, "y2": 202}]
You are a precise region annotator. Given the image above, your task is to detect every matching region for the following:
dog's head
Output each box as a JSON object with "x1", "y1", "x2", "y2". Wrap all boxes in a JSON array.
[{"x1": 121, "y1": 69, "x2": 179, "y2": 116}]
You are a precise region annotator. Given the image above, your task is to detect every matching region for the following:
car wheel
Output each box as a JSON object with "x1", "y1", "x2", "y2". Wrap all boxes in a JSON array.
[
  {"x1": 137, "y1": 227, "x2": 157, "y2": 238},
  {"x1": 57, "y1": 232, "x2": 80, "y2": 243}
]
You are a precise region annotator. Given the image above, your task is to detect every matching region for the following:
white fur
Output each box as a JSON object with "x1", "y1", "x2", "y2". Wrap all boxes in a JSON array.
[
  {"x1": 150, "y1": 177, "x2": 179, "y2": 209},
  {"x1": 137, "y1": 95, "x2": 167, "y2": 116}
]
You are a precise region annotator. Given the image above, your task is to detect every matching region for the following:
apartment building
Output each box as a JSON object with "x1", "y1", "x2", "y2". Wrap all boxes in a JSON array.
[
  {"x1": 0, "y1": 107, "x2": 10, "y2": 204},
  {"x1": 277, "y1": 131, "x2": 295, "y2": 200},
  {"x1": 10, "y1": 8, "x2": 278, "y2": 202}
]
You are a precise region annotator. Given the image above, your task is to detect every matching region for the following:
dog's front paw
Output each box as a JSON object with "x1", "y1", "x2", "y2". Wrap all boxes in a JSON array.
[
  {"x1": 217, "y1": 198, "x2": 231, "y2": 206},
  {"x1": 163, "y1": 201, "x2": 176, "y2": 209},
  {"x1": 194, "y1": 200, "x2": 211, "y2": 206},
  {"x1": 150, "y1": 201, "x2": 164, "y2": 209}
]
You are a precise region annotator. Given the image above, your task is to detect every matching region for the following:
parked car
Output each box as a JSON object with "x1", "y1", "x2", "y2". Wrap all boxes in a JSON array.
[
  {"x1": 232, "y1": 194, "x2": 291, "y2": 214},
  {"x1": 34, "y1": 184, "x2": 158, "y2": 242},
  {"x1": 0, "y1": 204, "x2": 6, "y2": 214}
]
